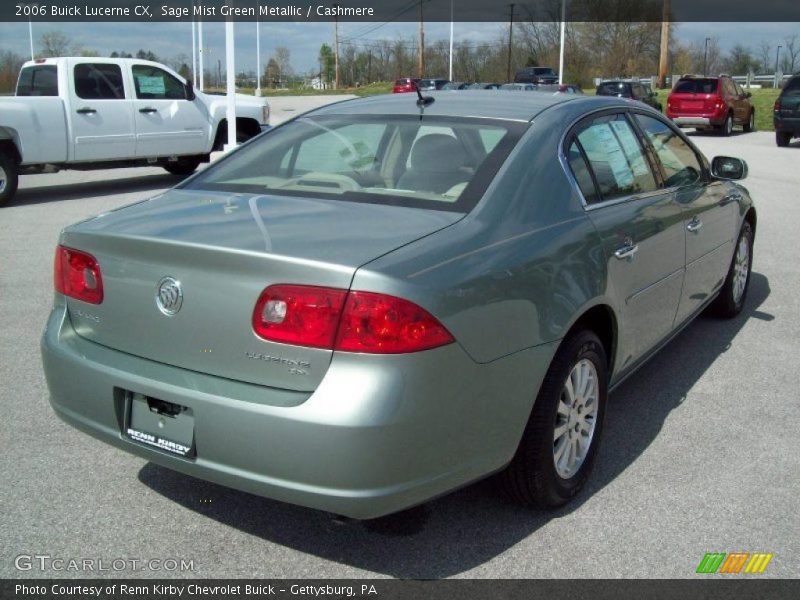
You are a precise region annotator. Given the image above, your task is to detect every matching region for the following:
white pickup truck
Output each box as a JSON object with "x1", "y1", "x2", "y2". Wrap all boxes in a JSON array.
[{"x1": 0, "y1": 57, "x2": 270, "y2": 205}]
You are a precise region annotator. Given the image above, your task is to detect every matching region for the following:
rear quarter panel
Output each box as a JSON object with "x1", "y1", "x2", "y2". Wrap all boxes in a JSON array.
[
  {"x1": 353, "y1": 103, "x2": 613, "y2": 365},
  {"x1": 0, "y1": 97, "x2": 69, "y2": 164}
]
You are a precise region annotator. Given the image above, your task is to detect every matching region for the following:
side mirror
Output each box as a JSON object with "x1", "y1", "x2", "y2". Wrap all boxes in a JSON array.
[
  {"x1": 185, "y1": 80, "x2": 196, "y2": 101},
  {"x1": 711, "y1": 156, "x2": 748, "y2": 180}
]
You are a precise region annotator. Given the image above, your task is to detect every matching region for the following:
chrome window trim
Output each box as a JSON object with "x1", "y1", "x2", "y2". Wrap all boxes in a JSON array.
[{"x1": 558, "y1": 104, "x2": 707, "y2": 212}]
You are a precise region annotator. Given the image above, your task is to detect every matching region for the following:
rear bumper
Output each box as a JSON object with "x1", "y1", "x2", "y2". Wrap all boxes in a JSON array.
[
  {"x1": 41, "y1": 304, "x2": 555, "y2": 519},
  {"x1": 774, "y1": 115, "x2": 800, "y2": 132},
  {"x1": 671, "y1": 116, "x2": 715, "y2": 127}
]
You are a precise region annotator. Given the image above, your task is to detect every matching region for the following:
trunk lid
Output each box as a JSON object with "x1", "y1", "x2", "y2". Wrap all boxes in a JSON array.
[{"x1": 62, "y1": 189, "x2": 461, "y2": 392}]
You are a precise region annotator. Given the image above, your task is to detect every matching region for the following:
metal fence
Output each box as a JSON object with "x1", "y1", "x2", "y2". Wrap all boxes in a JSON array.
[{"x1": 595, "y1": 74, "x2": 793, "y2": 89}]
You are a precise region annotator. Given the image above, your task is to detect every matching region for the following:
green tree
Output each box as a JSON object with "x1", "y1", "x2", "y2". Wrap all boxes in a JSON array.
[{"x1": 319, "y1": 44, "x2": 334, "y2": 86}]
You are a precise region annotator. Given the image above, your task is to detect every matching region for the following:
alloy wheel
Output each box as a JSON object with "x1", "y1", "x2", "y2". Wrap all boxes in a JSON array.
[
  {"x1": 732, "y1": 234, "x2": 750, "y2": 304},
  {"x1": 0, "y1": 165, "x2": 6, "y2": 194},
  {"x1": 553, "y1": 358, "x2": 599, "y2": 479}
]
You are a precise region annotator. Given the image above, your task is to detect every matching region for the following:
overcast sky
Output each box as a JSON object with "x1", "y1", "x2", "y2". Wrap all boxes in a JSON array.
[{"x1": 0, "y1": 20, "x2": 797, "y2": 74}]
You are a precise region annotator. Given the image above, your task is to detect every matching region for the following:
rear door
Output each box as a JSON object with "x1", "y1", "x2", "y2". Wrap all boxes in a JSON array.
[
  {"x1": 633, "y1": 112, "x2": 736, "y2": 323},
  {"x1": 67, "y1": 59, "x2": 136, "y2": 161},
  {"x1": 129, "y1": 62, "x2": 208, "y2": 157},
  {"x1": 567, "y1": 111, "x2": 686, "y2": 369}
]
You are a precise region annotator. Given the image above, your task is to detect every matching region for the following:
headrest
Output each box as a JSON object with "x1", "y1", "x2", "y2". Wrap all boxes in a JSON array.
[{"x1": 408, "y1": 134, "x2": 467, "y2": 172}]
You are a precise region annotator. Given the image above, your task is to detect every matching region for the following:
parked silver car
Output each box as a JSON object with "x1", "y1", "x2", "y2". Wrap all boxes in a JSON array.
[{"x1": 42, "y1": 91, "x2": 755, "y2": 519}]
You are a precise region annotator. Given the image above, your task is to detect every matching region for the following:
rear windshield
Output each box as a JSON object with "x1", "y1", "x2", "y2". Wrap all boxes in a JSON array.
[
  {"x1": 528, "y1": 68, "x2": 554, "y2": 75},
  {"x1": 782, "y1": 76, "x2": 800, "y2": 95},
  {"x1": 394, "y1": 79, "x2": 413, "y2": 85},
  {"x1": 185, "y1": 115, "x2": 526, "y2": 213},
  {"x1": 673, "y1": 78, "x2": 719, "y2": 94},
  {"x1": 596, "y1": 82, "x2": 630, "y2": 96}
]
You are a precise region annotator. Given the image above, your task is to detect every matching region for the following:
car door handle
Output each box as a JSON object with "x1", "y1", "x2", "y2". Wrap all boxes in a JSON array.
[
  {"x1": 687, "y1": 217, "x2": 703, "y2": 233},
  {"x1": 614, "y1": 241, "x2": 639, "y2": 260},
  {"x1": 719, "y1": 192, "x2": 742, "y2": 206},
  {"x1": 76, "y1": 107, "x2": 96, "y2": 114},
  {"x1": 139, "y1": 107, "x2": 158, "y2": 114}
]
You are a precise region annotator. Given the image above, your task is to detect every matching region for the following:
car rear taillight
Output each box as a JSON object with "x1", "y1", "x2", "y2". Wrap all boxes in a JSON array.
[
  {"x1": 54, "y1": 245, "x2": 104, "y2": 304},
  {"x1": 774, "y1": 98, "x2": 781, "y2": 111},
  {"x1": 335, "y1": 291, "x2": 454, "y2": 353},
  {"x1": 252, "y1": 285, "x2": 454, "y2": 353},
  {"x1": 252, "y1": 285, "x2": 347, "y2": 349}
]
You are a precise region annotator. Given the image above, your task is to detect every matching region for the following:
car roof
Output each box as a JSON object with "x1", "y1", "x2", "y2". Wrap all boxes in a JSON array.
[{"x1": 307, "y1": 89, "x2": 617, "y2": 122}]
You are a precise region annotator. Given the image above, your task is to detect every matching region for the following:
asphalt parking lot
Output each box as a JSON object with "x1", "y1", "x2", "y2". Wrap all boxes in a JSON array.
[{"x1": 1, "y1": 115, "x2": 798, "y2": 578}]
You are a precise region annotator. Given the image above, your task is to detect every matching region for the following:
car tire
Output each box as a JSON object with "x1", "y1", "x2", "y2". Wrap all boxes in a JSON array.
[
  {"x1": 743, "y1": 110, "x2": 755, "y2": 133},
  {"x1": 776, "y1": 131, "x2": 792, "y2": 147},
  {"x1": 719, "y1": 113, "x2": 733, "y2": 137},
  {"x1": 0, "y1": 152, "x2": 19, "y2": 207},
  {"x1": 163, "y1": 158, "x2": 201, "y2": 176},
  {"x1": 501, "y1": 329, "x2": 608, "y2": 509},
  {"x1": 710, "y1": 221, "x2": 753, "y2": 318}
]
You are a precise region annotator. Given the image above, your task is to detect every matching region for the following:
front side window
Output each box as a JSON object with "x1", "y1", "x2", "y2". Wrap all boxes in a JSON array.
[
  {"x1": 185, "y1": 115, "x2": 524, "y2": 212},
  {"x1": 74, "y1": 63, "x2": 125, "y2": 99},
  {"x1": 635, "y1": 114, "x2": 703, "y2": 187},
  {"x1": 132, "y1": 65, "x2": 186, "y2": 100},
  {"x1": 17, "y1": 66, "x2": 58, "y2": 96},
  {"x1": 570, "y1": 113, "x2": 657, "y2": 202}
]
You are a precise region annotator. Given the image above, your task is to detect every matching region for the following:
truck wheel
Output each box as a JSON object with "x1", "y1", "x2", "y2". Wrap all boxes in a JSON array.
[
  {"x1": 500, "y1": 329, "x2": 608, "y2": 508},
  {"x1": 163, "y1": 158, "x2": 201, "y2": 176},
  {"x1": 776, "y1": 131, "x2": 791, "y2": 147},
  {"x1": 0, "y1": 153, "x2": 19, "y2": 207}
]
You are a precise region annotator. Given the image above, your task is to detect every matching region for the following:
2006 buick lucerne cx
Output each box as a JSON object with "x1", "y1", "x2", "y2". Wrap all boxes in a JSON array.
[{"x1": 42, "y1": 91, "x2": 755, "y2": 519}]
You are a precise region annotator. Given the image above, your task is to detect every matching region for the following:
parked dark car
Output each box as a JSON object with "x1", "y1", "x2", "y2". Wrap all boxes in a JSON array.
[
  {"x1": 596, "y1": 80, "x2": 662, "y2": 111},
  {"x1": 392, "y1": 78, "x2": 419, "y2": 94},
  {"x1": 515, "y1": 67, "x2": 558, "y2": 85},
  {"x1": 442, "y1": 81, "x2": 470, "y2": 90},
  {"x1": 667, "y1": 75, "x2": 755, "y2": 136},
  {"x1": 500, "y1": 83, "x2": 536, "y2": 91},
  {"x1": 467, "y1": 82, "x2": 501, "y2": 90},
  {"x1": 774, "y1": 73, "x2": 800, "y2": 147},
  {"x1": 417, "y1": 78, "x2": 450, "y2": 91}
]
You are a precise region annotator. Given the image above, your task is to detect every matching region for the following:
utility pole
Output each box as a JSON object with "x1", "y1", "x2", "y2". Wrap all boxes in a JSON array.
[
  {"x1": 657, "y1": 0, "x2": 670, "y2": 88},
  {"x1": 558, "y1": 0, "x2": 565, "y2": 85},
  {"x1": 333, "y1": 6, "x2": 340, "y2": 89},
  {"x1": 255, "y1": 16, "x2": 262, "y2": 96},
  {"x1": 418, "y1": 0, "x2": 425, "y2": 78},
  {"x1": 775, "y1": 45, "x2": 782, "y2": 88},
  {"x1": 198, "y1": 21, "x2": 205, "y2": 90},
  {"x1": 28, "y1": 20, "x2": 34, "y2": 60},
  {"x1": 448, "y1": 0, "x2": 454, "y2": 81},
  {"x1": 368, "y1": 50, "x2": 373, "y2": 83},
  {"x1": 507, "y1": 4, "x2": 514, "y2": 82},
  {"x1": 703, "y1": 37, "x2": 710, "y2": 76}
]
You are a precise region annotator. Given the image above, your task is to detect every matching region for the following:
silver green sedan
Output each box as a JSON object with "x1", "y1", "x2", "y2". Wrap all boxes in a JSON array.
[{"x1": 42, "y1": 91, "x2": 756, "y2": 519}]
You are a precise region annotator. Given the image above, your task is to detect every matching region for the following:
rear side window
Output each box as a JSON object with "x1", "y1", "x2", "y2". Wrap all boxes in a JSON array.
[
  {"x1": 132, "y1": 65, "x2": 186, "y2": 100},
  {"x1": 17, "y1": 66, "x2": 58, "y2": 96},
  {"x1": 635, "y1": 114, "x2": 702, "y2": 187},
  {"x1": 74, "y1": 63, "x2": 125, "y2": 99},
  {"x1": 570, "y1": 113, "x2": 657, "y2": 202},
  {"x1": 673, "y1": 78, "x2": 718, "y2": 94},
  {"x1": 783, "y1": 76, "x2": 800, "y2": 95},
  {"x1": 566, "y1": 141, "x2": 599, "y2": 205}
]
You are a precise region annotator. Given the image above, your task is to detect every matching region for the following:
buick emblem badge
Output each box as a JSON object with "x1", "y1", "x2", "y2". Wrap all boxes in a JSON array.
[{"x1": 156, "y1": 277, "x2": 183, "y2": 316}]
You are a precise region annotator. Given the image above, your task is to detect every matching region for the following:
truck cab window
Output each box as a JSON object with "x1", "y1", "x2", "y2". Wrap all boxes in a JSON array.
[
  {"x1": 17, "y1": 66, "x2": 58, "y2": 96},
  {"x1": 74, "y1": 64, "x2": 125, "y2": 100},
  {"x1": 132, "y1": 65, "x2": 186, "y2": 100}
]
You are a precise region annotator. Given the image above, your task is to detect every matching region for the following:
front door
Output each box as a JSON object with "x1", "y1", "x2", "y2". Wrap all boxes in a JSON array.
[
  {"x1": 632, "y1": 112, "x2": 737, "y2": 324},
  {"x1": 68, "y1": 60, "x2": 136, "y2": 161},
  {"x1": 129, "y1": 63, "x2": 208, "y2": 157},
  {"x1": 566, "y1": 112, "x2": 686, "y2": 372}
]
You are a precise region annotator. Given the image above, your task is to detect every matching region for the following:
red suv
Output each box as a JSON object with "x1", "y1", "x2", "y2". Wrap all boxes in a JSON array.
[
  {"x1": 667, "y1": 75, "x2": 755, "y2": 136},
  {"x1": 392, "y1": 78, "x2": 419, "y2": 94}
]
